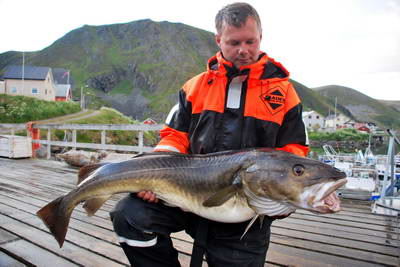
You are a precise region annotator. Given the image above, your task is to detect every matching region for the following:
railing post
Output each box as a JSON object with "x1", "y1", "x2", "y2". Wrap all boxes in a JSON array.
[
  {"x1": 72, "y1": 130, "x2": 77, "y2": 150},
  {"x1": 47, "y1": 129, "x2": 51, "y2": 159},
  {"x1": 26, "y1": 122, "x2": 40, "y2": 158},
  {"x1": 138, "y1": 131, "x2": 144, "y2": 153},
  {"x1": 101, "y1": 130, "x2": 106, "y2": 145}
]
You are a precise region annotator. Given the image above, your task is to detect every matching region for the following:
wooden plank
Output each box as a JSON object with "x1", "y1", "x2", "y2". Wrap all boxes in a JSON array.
[
  {"x1": 0, "y1": 250, "x2": 26, "y2": 267},
  {"x1": 273, "y1": 220, "x2": 398, "y2": 247},
  {"x1": 270, "y1": 235, "x2": 398, "y2": 266},
  {"x1": 290, "y1": 211, "x2": 399, "y2": 230},
  {"x1": 0, "y1": 228, "x2": 20, "y2": 245},
  {"x1": 294, "y1": 208, "x2": 399, "y2": 227},
  {"x1": 0, "y1": 213, "x2": 126, "y2": 267},
  {"x1": 273, "y1": 216, "x2": 398, "y2": 240},
  {"x1": 267, "y1": 243, "x2": 384, "y2": 267},
  {"x1": 272, "y1": 227, "x2": 398, "y2": 257},
  {"x1": 0, "y1": 193, "x2": 206, "y2": 267},
  {"x1": 1, "y1": 239, "x2": 79, "y2": 267}
]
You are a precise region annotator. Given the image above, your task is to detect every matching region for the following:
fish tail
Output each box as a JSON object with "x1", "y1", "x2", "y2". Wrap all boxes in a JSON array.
[{"x1": 36, "y1": 196, "x2": 72, "y2": 248}]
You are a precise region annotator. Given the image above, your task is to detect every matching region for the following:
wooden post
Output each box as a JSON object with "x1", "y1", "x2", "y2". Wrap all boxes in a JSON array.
[
  {"x1": 101, "y1": 130, "x2": 106, "y2": 145},
  {"x1": 26, "y1": 122, "x2": 40, "y2": 158},
  {"x1": 138, "y1": 131, "x2": 144, "y2": 153},
  {"x1": 47, "y1": 129, "x2": 51, "y2": 159},
  {"x1": 72, "y1": 130, "x2": 77, "y2": 150}
]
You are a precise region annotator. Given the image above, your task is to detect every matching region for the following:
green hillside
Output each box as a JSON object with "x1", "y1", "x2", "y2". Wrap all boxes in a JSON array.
[
  {"x1": 314, "y1": 85, "x2": 400, "y2": 128},
  {"x1": 0, "y1": 19, "x2": 219, "y2": 121},
  {"x1": 290, "y1": 80, "x2": 352, "y2": 118},
  {"x1": 0, "y1": 94, "x2": 80, "y2": 123}
]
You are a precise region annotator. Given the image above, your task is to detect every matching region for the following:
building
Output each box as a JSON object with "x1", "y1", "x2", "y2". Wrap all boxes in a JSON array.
[
  {"x1": 52, "y1": 68, "x2": 73, "y2": 101},
  {"x1": 143, "y1": 118, "x2": 157, "y2": 125},
  {"x1": 324, "y1": 113, "x2": 353, "y2": 129},
  {"x1": 302, "y1": 110, "x2": 325, "y2": 130},
  {"x1": 2, "y1": 65, "x2": 56, "y2": 101},
  {"x1": 0, "y1": 79, "x2": 5, "y2": 94},
  {"x1": 55, "y1": 84, "x2": 72, "y2": 101}
]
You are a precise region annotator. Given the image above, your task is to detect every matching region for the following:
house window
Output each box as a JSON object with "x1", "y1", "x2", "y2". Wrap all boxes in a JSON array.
[
  {"x1": 316, "y1": 116, "x2": 320, "y2": 119},
  {"x1": 32, "y1": 88, "x2": 38, "y2": 94},
  {"x1": 308, "y1": 115, "x2": 312, "y2": 119},
  {"x1": 45, "y1": 89, "x2": 48, "y2": 95},
  {"x1": 11, "y1": 87, "x2": 17, "y2": 93}
]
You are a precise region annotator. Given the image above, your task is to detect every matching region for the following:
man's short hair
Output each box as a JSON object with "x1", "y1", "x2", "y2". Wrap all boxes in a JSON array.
[{"x1": 215, "y1": 2, "x2": 262, "y2": 34}]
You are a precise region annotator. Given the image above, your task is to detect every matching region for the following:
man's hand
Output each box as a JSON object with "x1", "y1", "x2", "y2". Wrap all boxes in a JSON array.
[{"x1": 137, "y1": 190, "x2": 159, "y2": 203}]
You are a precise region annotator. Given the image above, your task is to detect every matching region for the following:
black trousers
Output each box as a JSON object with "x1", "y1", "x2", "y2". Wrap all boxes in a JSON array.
[{"x1": 110, "y1": 193, "x2": 273, "y2": 267}]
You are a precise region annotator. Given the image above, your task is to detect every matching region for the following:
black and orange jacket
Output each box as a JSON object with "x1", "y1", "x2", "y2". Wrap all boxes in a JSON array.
[{"x1": 155, "y1": 52, "x2": 309, "y2": 157}]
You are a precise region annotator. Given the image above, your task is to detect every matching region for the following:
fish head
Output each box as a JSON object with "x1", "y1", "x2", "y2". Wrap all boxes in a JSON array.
[{"x1": 243, "y1": 149, "x2": 347, "y2": 214}]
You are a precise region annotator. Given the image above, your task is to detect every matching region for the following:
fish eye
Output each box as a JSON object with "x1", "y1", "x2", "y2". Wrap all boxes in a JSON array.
[{"x1": 293, "y1": 164, "x2": 305, "y2": 176}]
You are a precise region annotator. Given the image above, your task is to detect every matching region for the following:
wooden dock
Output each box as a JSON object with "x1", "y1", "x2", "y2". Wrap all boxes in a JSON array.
[{"x1": 0, "y1": 157, "x2": 399, "y2": 267}]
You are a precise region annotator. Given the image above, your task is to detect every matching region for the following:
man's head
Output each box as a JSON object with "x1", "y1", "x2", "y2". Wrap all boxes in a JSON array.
[{"x1": 215, "y1": 2, "x2": 262, "y2": 69}]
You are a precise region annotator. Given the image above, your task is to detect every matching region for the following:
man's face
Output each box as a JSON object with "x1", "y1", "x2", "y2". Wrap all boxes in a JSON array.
[{"x1": 216, "y1": 17, "x2": 262, "y2": 69}]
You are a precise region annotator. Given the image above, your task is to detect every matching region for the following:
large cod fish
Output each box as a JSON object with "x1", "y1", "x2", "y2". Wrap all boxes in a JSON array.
[{"x1": 37, "y1": 148, "x2": 347, "y2": 247}]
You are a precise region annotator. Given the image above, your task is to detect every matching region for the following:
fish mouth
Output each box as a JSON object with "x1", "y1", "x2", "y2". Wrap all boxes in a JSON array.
[{"x1": 303, "y1": 178, "x2": 347, "y2": 214}]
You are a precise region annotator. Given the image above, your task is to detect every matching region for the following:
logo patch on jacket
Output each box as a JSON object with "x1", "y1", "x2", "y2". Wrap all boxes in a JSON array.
[{"x1": 260, "y1": 86, "x2": 286, "y2": 115}]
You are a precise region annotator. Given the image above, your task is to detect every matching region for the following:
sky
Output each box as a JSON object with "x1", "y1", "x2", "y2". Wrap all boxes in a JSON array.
[{"x1": 1, "y1": 0, "x2": 400, "y2": 100}]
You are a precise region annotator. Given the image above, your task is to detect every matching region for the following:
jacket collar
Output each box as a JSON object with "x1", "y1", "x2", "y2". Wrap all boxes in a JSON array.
[{"x1": 207, "y1": 51, "x2": 289, "y2": 81}]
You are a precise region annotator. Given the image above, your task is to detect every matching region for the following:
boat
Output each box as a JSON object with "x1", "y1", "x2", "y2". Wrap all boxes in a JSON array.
[{"x1": 319, "y1": 145, "x2": 381, "y2": 200}]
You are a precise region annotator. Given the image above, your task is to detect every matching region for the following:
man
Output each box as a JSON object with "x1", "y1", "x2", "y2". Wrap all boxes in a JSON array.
[{"x1": 111, "y1": 2, "x2": 309, "y2": 266}]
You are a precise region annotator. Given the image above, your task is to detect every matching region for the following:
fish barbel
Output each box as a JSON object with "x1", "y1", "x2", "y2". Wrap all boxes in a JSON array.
[{"x1": 36, "y1": 148, "x2": 347, "y2": 247}]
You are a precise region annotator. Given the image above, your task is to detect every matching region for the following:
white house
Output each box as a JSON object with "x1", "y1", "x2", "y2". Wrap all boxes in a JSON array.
[
  {"x1": 302, "y1": 110, "x2": 325, "y2": 129},
  {"x1": 2, "y1": 65, "x2": 56, "y2": 101},
  {"x1": 324, "y1": 113, "x2": 353, "y2": 129},
  {"x1": 0, "y1": 79, "x2": 5, "y2": 94}
]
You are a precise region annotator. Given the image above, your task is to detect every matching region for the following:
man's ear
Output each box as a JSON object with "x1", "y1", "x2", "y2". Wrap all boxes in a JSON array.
[{"x1": 215, "y1": 34, "x2": 221, "y2": 48}]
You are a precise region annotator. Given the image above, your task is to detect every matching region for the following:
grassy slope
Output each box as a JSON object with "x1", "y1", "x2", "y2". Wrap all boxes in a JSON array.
[
  {"x1": 314, "y1": 85, "x2": 400, "y2": 128},
  {"x1": 0, "y1": 94, "x2": 81, "y2": 123}
]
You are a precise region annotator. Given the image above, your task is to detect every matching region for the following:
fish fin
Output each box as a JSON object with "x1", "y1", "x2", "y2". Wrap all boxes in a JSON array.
[
  {"x1": 240, "y1": 215, "x2": 259, "y2": 240},
  {"x1": 77, "y1": 163, "x2": 109, "y2": 185},
  {"x1": 203, "y1": 173, "x2": 243, "y2": 207},
  {"x1": 203, "y1": 183, "x2": 241, "y2": 207},
  {"x1": 132, "y1": 151, "x2": 182, "y2": 158},
  {"x1": 36, "y1": 196, "x2": 72, "y2": 248},
  {"x1": 83, "y1": 195, "x2": 111, "y2": 216}
]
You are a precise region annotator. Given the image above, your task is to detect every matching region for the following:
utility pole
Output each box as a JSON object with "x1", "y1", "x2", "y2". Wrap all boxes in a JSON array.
[
  {"x1": 22, "y1": 51, "x2": 25, "y2": 93},
  {"x1": 80, "y1": 86, "x2": 84, "y2": 109},
  {"x1": 334, "y1": 97, "x2": 337, "y2": 131}
]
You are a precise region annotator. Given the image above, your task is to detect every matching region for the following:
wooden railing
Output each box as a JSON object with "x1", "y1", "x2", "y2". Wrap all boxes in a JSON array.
[{"x1": 0, "y1": 123, "x2": 163, "y2": 159}]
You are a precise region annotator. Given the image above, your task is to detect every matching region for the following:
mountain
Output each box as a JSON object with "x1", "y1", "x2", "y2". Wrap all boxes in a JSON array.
[
  {"x1": 379, "y1": 100, "x2": 400, "y2": 112},
  {"x1": 313, "y1": 85, "x2": 400, "y2": 128},
  {"x1": 0, "y1": 19, "x2": 398, "y2": 129},
  {"x1": 290, "y1": 80, "x2": 353, "y2": 119},
  {"x1": 0, "y1": 19, "x2": 219, "y2": 121}
]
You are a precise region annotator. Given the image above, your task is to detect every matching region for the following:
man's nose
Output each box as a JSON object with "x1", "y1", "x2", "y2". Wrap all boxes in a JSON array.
[{"x1": 238, "y1": 45, "x2": 248, "y2": 55}]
